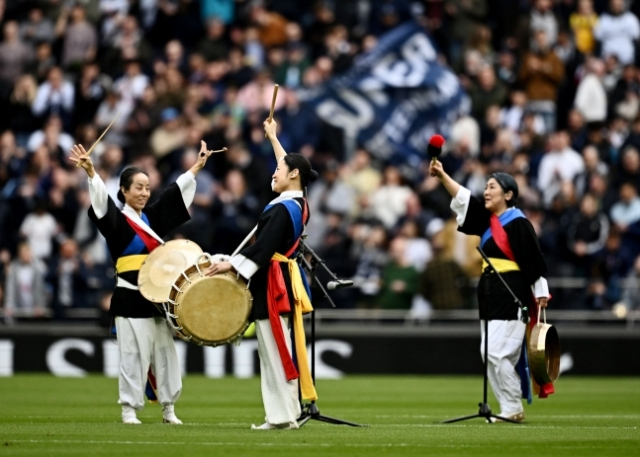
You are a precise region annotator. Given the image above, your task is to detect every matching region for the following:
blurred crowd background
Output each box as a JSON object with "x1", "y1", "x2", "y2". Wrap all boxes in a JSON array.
[{"x1": 2, "y1": 0, "x2": 640, "y2": 323}]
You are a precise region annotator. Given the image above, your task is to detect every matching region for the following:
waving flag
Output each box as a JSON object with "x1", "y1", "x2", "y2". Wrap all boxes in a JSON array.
[{"x1": 300, "y1": 21, "x2": 468, "y2": 175}]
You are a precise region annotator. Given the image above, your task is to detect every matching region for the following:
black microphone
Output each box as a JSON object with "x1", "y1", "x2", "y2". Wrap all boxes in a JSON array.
[{"x1": 327, "y1": 279, "x2": 354, "y2": 290}]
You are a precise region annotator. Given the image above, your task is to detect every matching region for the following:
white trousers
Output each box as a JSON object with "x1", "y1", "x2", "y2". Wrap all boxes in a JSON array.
[
  {"x1": 115, "y1": 316, "x2": 182, "y2": 410},
  {"x1": 256, "y1": 317, "x2": 301, "y2": 425},
  {"x1": 480, "y1": 319, "x2": 526, "y2": 415}
]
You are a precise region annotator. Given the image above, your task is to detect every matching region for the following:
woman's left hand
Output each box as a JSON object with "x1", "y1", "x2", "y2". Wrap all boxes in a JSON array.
[
  {"x1": 536, "y1": 297, "x2": 549, "y2": 308},
  {"x1": 190, "y1": 141, "x2": 224, "y2": 174},
  {"x1": 204, "y1": 261, "x2": 234, "y2": 277}
]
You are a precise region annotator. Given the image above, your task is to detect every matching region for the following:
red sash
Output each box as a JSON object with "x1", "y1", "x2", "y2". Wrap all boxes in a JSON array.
[
  {"x1": 265, "y1": 199, "x2": 309, "y2": 382},
  {"x1": 490, "y1": 214, "x2": 555, "y2": 398},
  {"x1": 123, "y1": 214, "x2": 161, "y2": 253}
]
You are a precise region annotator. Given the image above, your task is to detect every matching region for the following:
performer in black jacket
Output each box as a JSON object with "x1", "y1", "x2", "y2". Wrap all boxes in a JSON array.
[
  {"x1": 206, "y1": 118, "x2": 318, "y2": 430},
  {"x1": 429, "y1": 159, "x2": 550, "y2": 422},
  {"x1": 70, "y1": 141, "x2": 219, "y2": 424}
]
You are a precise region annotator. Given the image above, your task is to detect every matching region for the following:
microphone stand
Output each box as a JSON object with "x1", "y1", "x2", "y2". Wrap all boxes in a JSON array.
[
  {"x1": 442, "y1": 246, "x2": 527, "y2": 424},
  {"x1": 295, "y1": 238, "x2": 364, "y2": 427}
]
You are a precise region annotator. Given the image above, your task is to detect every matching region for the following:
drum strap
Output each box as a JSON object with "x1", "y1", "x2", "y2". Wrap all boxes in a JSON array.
[{"x1": 267, "y1": 253, "x2": 317, "y2": 401}]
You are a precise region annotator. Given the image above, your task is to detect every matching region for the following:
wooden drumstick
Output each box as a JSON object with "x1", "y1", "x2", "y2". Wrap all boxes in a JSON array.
[
  {"x1": 264, "y1": 84, "x2": 279, "y2": 137},
  {"x1": 232, "y1": 225, "x2": 258, "y2": 257},
  {"x1": 200, "y1": 147, "x2": 227, "y2": 157},
  {"x1": 76, "y1": 112, "x2": 121, "y2": 167}
]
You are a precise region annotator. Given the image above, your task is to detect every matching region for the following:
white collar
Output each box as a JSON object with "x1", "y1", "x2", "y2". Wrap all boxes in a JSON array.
[
  {"x1": 278, "y1": 190, "x2": 303, "y2": 199},
  {"x1": 270, "y1": 190, "x2": 303, "y2": 205},
  {"x1": 121, "y1": 204, "x2": 165, "y2": 244}
]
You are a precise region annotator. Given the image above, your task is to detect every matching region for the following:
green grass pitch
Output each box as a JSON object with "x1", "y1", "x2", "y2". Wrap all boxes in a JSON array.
[{"x1": 0, "y1": 375, "x2": 638, "y2": 457}]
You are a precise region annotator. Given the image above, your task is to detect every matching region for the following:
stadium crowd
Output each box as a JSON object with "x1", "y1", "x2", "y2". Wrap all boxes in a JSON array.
[{"x1": 2, "y1": 0, "x2": 640, "y2": 322}]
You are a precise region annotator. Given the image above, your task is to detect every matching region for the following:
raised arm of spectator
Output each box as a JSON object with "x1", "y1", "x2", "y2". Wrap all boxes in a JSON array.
[{"x1": 263, "y1": 118, "x2": 287, "y2": 162}]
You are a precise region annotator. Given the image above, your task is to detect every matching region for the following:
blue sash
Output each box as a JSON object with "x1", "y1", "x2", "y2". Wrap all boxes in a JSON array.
[
  {"x1": 121, "y1": 213, "x2": 152, "y2": 255},
  {"x1": 480, "y1": 208, "x2": 526, "y2": 248},
  {"x1": 264, "y1": 199, "x2": 304, "y2": 245},
  {"x1": 264, "y1": 198, "x2": 310, "y2": 298}
]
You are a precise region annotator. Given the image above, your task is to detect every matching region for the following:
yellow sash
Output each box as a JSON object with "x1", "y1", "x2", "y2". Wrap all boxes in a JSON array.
[
  {"x1": 115, "y1": 255, "x2": 148, "y2": 274},
  {"x1": 482, "y1": 257, "x2": 520, "y2": 273},
  {"x1": 272, "y1": 253, "x2": 317, "y2": 401}
]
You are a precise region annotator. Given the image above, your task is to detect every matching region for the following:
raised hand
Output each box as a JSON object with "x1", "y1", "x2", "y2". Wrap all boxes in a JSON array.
[
  {"x1": 429, "y1": 159, "x2": 444, "y2": 178},
  {"x1": 263, "y1": 118, "x2": 277, "y2": 139},
  {"x1": 69, "y1": 144, "x2": 96, "y2": 178},
  {"x1": 190, "y1": 141, "x2": 227, "y2": 175}
]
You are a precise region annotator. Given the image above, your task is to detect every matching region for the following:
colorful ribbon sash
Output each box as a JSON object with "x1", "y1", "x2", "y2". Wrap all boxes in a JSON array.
[{"x1": 267, "y1": 253, "x2": 317, "y2": 401}]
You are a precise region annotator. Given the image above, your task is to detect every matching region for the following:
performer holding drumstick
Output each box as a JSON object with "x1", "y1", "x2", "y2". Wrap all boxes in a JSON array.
[
  {"x1": 206, "y1": 116, "x2": 319, "y2": 430},
  {"x1": 69, "y1": 140, "x2": 221, "y2": 425},
  {"x1": 429, "y1": 150, "x2": 550, "y2": 423}
]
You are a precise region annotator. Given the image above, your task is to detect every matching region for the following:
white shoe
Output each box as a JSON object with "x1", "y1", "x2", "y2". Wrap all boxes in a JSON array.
[
  {"x1": 162, "y1": 404, "x2": 183, "y2": 424},
  {"x1": 251, "y1": 421, "x2": 298, "y2": 430},
  {"x1": 122, "y1": 406, "x2": 141, "y2": 425},
  {"x1": 492, "y1": 411, "x2": 525, "y2": 423}
]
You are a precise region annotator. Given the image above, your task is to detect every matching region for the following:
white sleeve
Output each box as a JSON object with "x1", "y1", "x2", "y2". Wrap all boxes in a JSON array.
[
  {"x1": 175, "y1": 171, "x2": 196, "y2": 208},
  {"x1": 450, "y1": 186, "x2": 471, "y2": 226},
  {"x1": 230, "y1": 254, "x2": 260, "y2": 280},
  {"x1": 88, "y1": 174, "x2": 109, "y2": 219},
  {"x1": 531, "y1": 277, "x2": 549, "y2": 299}
]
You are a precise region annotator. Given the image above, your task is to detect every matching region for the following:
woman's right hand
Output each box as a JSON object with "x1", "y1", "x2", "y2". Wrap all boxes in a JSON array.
[
  {"x1": 69, "y1": 144, "x2": 96, "y2": 178},
  {"x1": 263, "y1": 118, "x2": 277, "y2": 139},
  {"x1": 429, "y1": 159, "x2": 444, "y2": 178}
]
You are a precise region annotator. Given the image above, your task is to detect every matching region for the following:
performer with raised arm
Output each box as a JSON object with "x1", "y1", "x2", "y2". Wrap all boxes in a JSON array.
[
  {"x1": 205, "y1": 118, "x2": 319, "y2": 430},
  {"x1": 69, "y1": 141, "x2": 219, "y2": 425},
  {"x1": 429, "y1": 158, "x2": 551, "y2": 422}
]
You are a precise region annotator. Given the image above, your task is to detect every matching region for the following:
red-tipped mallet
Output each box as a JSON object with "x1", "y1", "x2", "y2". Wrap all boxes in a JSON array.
[{"x1": 428, "y1": 134, "x2": 445, "y2": 165}]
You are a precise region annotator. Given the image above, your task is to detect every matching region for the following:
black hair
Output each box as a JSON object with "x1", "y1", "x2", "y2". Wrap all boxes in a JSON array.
[
  {"x1": 117, "y1": 166, "x2": 148, "y2": 203},
  {"x1": 490, "y1": 172, "x2": 519, "y2": 207},
  {"x1": 282, "y1": 154, "x2": 319, "y2": 189}
]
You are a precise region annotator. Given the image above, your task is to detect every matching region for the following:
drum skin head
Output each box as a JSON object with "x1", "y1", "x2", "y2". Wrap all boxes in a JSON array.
[
  {"x1": 178, "y1": 272, "x2": 252, "y2": 344},
  {"x1": 138, "y1": 240, "x2": 203, "y2": 303}
]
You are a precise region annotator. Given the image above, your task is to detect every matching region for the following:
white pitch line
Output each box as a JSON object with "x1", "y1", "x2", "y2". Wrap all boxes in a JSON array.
[
  {"x1": 6, "y1": 440, "x2": 476, "y2": 448},
  {"x1": 375, "y1": 414, "x2": 640, "y2": 419}
]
